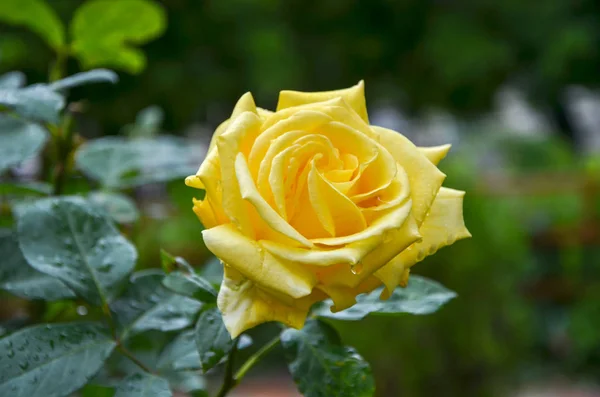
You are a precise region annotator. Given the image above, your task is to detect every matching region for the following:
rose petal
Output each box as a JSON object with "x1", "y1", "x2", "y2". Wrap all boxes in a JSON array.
[
  {"x1": 277, "y1": 81, "x2": 369, "y2": 123},
  {"x1": 235, "y1": 153, "x2": 314, "y2": 247},
  {"x1": 203, "y1": 223, "x2": 317, "y2": 298},
  {"x1": 217, "y1": 112, "x2": 263, "y2": 236},
  {"x1": 375, "y1": 187, "x2": 471, "y2": 297},
  {"x1": 310, "y1": 197, "x2": 412, "y2": 246},
  {"x1": 371, "y1": 126, "x2": 446, "y2": 226},
  {"x1": 307, "y1": 159, "x2": 366, "y2": 237},
  {"x1": 218, "y1": 266, "x2": 321, "y2": 338},
  {"x1": 419, "y1": 144, "x2": 452, "y2": 165}
]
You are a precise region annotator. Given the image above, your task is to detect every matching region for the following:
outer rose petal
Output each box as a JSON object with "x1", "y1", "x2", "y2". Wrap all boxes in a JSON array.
[
  {"x1": 218, "y1": 266, "x2": 323, "y2": 338},
  {"x1": 371, "y1": 126, "x2": 446, "y2": 226},
  {"x1": 202, "y1": 223, "x2": 317, "y2": 298},
  {"x1": 217, "y1": 112, "x2": 263, "y2": 236},
  {"x1": 208, "y1": 92, "x2": 258, "y2": 152},
  {"x1": 419, "y1": 144, "x2": 451, "y2": 165},
  {"x1": 375, "y1": 187, "x2": 471, "y2": 297},
  {"x1": 277, "y1": 81, "x2": 369, "y2": 123}
]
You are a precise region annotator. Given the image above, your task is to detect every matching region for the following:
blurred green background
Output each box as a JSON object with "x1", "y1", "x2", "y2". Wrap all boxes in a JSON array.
[{"x1": 2, "y1": 1, "x2": 600, "y2": 396}]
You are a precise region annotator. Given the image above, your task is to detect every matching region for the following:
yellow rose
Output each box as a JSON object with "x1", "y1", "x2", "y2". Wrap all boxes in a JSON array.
[{"x1": 185, "y1": 81, "x2": 471, "y2": 337}]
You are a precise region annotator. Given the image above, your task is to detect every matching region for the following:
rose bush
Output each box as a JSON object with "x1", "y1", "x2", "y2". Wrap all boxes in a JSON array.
[{"x1": 186, "y1": 81, "x2": 471, "y2": 337}]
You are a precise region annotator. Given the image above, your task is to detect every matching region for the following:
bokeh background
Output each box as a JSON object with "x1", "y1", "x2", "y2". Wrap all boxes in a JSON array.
[{"x1": 2, "y1": 1, "x2": 600, "y2": 396}]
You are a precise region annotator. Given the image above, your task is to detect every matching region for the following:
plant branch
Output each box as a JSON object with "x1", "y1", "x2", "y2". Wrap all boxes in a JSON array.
[
  {"x1": 51, "y1": 112, "x2": 74, "y2": 196},
  {"x1": 215, "y1": 334, "x2": 281, "y2": 397},
  {"x1": 235, "y1": 335, "x2": 281, "y2": 381},
  {"x1": 215, "y1": 338, "x2": 239, "y2": 397}
]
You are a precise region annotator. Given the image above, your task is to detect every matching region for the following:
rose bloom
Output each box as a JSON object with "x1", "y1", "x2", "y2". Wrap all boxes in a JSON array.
[{"x1": 186, "y1": 82, "x2": 470, "y2": 337}]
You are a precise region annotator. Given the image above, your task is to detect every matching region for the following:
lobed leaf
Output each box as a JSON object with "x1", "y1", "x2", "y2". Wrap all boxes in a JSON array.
[
  {"x1": 16, "y1": 196, "x2": 137, "y2": 306},
  {"x1": 314, "y1": 275, "x2": 457, "y2": 320},
  {"x1": 70, "y1": 0, "x2": 166, "y2": 74},
  {"x1": 0, "y1": 0, "x2": 65, "y2": 50},
  {"x1": 281, "y1": 320, "x2": 375, "y2": 397},
  {"x1": 0, "y1": 322, "x2": 115, "y2": 397}
]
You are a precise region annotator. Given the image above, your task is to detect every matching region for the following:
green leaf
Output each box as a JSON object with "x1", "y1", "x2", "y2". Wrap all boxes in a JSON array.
[
  {"x1": 0, "y1": 115, "x2": 48, "y2": 172},
  {"x1": 0, "y1": 71, "x2": 25, "y2": 88},
  {"x1": 70, "y1": 0, "x2": 166, "y2": 74},
  {"x1": 0, "y1": 181, "x2": 52, "y2": 197},
  {"x1": 158, "y1": 329, "x2": 252, "y2": 372},
  {"x1": 88, "y1": 191, "x2": 139, "y2": 224},
  {"x1": 162, "y1": 271, "x2": 217, "y2": 303},
  {"x1": 114, "y1": 373, "x2": 171, "y2": 397},
  {"x1": 313, "y1": 276, "x2": 457, "y2": 321},
  {"x1": 162, "y1": 371, "x2": 207, "y2": 394},
  {"x1": 281, "y1": 320, "x2": 375, "y2": 397},
  {"x1": 194, "y1": 306, "x2": 233, "y2": 373},
  {"x1": 111, "y1": 271, "x2": 203, "y2": 341},
  {"x1": 157, "y1": 331, "x2": 199, "y2": 371},
  {"x1": 200, "y1": 256, "x2": 224, "y2": 287},
  {"x1": 124, "y1": 105, "x2": 164, "y2": 138},
  {"x1": 16, "y1": 196, "x2": 137, "y2": 306},
  {"x1": 0, "y1": 322, "x2": 116, "y2": 397},
  {"x1": 48, "y1": 69, "x2": 118, "y2": 92},
  {"x1": 0, "y1": 85, "x2": 65, "y2": 123},
  {"x1": 0, "y1": 230, "x2": 74, "y2": 301},
  {"x1": 160, "y1": 249, "x2": 178, "y2": 273},
  {"x1": 75, "y1": 136, "x2": 199, "y2": 189},
  {"x1": 0, "y1": 0, "x2": 65, "y2": 50}
]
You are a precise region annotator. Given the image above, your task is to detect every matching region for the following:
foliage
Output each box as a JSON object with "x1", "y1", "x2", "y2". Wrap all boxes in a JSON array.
[{"x1": 0, "y1": 4, "x2": 458, "y2": 396}]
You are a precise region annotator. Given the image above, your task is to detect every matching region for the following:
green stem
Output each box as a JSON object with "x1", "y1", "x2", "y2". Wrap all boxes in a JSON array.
[
  {"x1": 215, "y1": 339, "x2": 239, "y2": 397},
  {"x1": 215, "y1": 335, "x2": 281, "y2": 397},
  {"x1": 51, "y1": 112, "x2": 74, "y2": 196},
  {"x1": 234, "y1": 335, "x2": 281, "y2": 381}
]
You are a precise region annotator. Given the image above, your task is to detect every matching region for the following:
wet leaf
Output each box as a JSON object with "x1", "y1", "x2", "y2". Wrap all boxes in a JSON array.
[
  {"x1": 114, "y1": 373, "x2": 171, "y2": 397},
  {"x1": 0, "y1": 322, "x2": 115, "y2": 397},
  {"x1": 16, "y1": 196, "x2": 137, "y2": 305},
  {"x1": 0, "y1": 115, "x2": 48, "y2": 172},
  {"x1": 281, "y1": 320, "x2": 375, "y2": 397}
]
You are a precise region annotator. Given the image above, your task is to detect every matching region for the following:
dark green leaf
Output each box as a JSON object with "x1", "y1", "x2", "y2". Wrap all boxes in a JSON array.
[
  {"x1": 16, "y1": 196, "x2": 137, "y2": 305},
  {"x1": 194, "y1": 306, "x2": 233, "y2": 373},
  {"x1": 162, "y1": 371, "x2": 207, "y2": 394},
  {"x1": 70, "y1": 0, "x2": 166, "y2": 74},
  {"x1": 0, "y1": 85, "x2": 65, "y2": 123},
  {"x1": 162, "y1": 271, "x2": 217, "y2": 303},
  {"x1": 281, "y1": 320, "x2": 375, "y2": 397},
  {"x1": 0, "y1": 115, "x2": 48, "y2": 172},
  {"x1": 0, "y1": 230, "x2": 74, "y2": 301},
  {"x1": 88, "y1": 191, "x2": 139, "y2": 224},
  {"x1": 111, "y1": 272, "x2": 203, "y2": 341},
  {"x1": 314, "y1": 276, "x2": 457, "y2": 321},
  {"x1": 48, "y1": 69, "x2": 118, "y2": 92},
  {"x1": 0, "y1": 322, "x2": 116, "y2": 397},
  {"x1": 158, "y1": 330, "x2": 251, "y2": 372},
  {"x1": 157, "y1": 330, "x2": 198, "y2": 371},
  {"x1": 75, "y1": 136, "x2": 200, "y2": 189},
  {"x1": 0, "y1": 182, "x2": 52, "y2": 197},
  {"x1": 0, "y1": 0, "x2": 65, "y2": 50},
  {"x1": 114, "y1": 373, "x2": 171, "y2": 397},
  {"x1": 0, "y1": 71, "x2": 25, "y2": 88}
]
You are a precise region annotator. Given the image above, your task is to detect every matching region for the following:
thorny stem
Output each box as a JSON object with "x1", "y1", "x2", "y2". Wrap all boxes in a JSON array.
[
  {"x1": 215, "y1": 334, "x2": 282, "y2": 397},
  {"x1": 51, "y1": 112, "x2": 74, "y2": 196}
]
